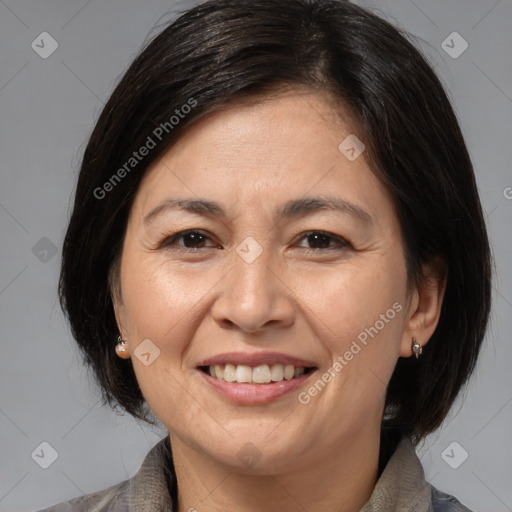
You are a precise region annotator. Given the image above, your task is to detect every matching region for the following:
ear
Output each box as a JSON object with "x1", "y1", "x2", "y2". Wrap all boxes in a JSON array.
[{"x1": 400, "y1": 258, "x2": 447, "y2": 358}]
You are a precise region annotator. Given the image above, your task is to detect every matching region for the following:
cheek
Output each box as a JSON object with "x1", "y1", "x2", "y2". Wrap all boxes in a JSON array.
[
  {"x1": 119, "y1": 253, "x2": 207, "y2": 422},
  {"x1": 298, "y1": 259, "x2": 406, "y2": 409},
  {"x1": 121, "y1": 251, "x2": 206, "y2": 339},
  {"x1": 296, "y1": 257, "x2": 406, "y2": 344}
]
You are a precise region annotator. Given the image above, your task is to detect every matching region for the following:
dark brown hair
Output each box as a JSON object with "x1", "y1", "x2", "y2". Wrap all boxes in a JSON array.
[{"x1": 59, "y1": 0, "x2": 492, "y2": 442}]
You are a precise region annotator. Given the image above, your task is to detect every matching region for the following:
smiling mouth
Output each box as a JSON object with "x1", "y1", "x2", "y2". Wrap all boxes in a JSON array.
[{"x1": 198, "y1": 364, "x2": 317, "y2": 384}]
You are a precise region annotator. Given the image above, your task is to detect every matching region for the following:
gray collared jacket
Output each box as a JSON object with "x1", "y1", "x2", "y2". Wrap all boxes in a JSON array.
[{"x1": 35, "y1": 434, "x2": 474, "y2": 511}]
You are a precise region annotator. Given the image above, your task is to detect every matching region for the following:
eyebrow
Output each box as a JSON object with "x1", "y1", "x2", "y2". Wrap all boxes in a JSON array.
[{"x1": 143, "y1": 196, "x2": 373, "y2": 226}]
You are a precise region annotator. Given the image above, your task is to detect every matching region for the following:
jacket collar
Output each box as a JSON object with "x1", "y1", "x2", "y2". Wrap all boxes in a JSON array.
[
  {"x1": 360, "y1": 434, "x2": 432, "y2": 512},
  {"x1": 127, "y1": 430, "x2": 432, "y2": 511},
  {"x1": 127, "y1": 435, "x2": 174, "y2": 511}
]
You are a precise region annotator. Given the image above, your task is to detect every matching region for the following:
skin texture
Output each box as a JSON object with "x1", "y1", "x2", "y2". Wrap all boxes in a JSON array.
[{"x1": 112, "y1": 89, "x2": 446, "y2": 512}]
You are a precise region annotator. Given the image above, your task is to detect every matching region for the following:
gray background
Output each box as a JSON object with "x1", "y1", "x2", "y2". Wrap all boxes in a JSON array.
[{"x1": 0, "y1": 0, "x2": 511, "y2": 511}]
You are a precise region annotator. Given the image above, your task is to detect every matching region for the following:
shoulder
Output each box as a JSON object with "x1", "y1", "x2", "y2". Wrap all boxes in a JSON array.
[
  {"x1": 429, "y1": 483, "x2": 475, "y2": 512},
  {"x1": 34, "y1": 479, "x2": 130, "y2": 511}
]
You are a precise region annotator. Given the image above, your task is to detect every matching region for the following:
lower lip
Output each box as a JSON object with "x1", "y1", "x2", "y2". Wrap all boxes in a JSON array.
[{"x1": 197, "y1": 369, "x2": 317, "y2": 405}]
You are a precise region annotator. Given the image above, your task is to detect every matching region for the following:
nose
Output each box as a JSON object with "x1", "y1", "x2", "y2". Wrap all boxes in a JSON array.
[{"x1": 210, "y1": 243, "x2": 296, "y2": 334}]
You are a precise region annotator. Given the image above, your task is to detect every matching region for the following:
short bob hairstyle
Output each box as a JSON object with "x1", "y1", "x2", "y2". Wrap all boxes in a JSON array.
[{"x1": 59, "y1": 0, "x2": 492, "y2": 443}]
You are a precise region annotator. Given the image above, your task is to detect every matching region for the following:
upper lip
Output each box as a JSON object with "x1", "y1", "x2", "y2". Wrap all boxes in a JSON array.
[{"x1": 197, "y1": 352, "x2": 317, "y2": 368}]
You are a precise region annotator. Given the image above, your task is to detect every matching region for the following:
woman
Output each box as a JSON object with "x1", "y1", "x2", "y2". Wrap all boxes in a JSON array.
[{"x1": 37, "y1": 0, "x2": 492, "y2": 510}]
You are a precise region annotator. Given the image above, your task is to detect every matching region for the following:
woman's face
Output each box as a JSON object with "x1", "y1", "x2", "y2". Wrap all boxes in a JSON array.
[{"x1": 113, "y1": 89, "x2": 423, "y2": 472}]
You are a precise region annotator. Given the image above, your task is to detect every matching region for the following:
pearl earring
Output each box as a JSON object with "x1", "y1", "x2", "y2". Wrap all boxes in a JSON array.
[
  {"x1": 412, "y1": 337, "x2": 423, "y2": 358},
  {"x1": 115, "y1": 335, "x2": 128, "y2": 354}
]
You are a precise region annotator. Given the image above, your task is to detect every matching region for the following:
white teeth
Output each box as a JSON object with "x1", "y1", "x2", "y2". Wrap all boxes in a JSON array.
[
  {"x1": 271, "y1": 364, "x2": 284, "y2": 381},
  {"x1": 223, "y1": 364, "x2": 237, "y2": 382},
  {"x1": 214, "y1": 364, "x2": 224, "y2": 380},
  {"x1": 252, "y1": 364, "x2": 271, "y2": 383},
  {"x1": 284, "y1": 365, "x2": 295, "y2": 380},
  {"x1": 206, "y1": 363, "x2": 310, "y2": 384},
  {"x1": 235, "y1": 364, "x2": 252, "y2": 383}
]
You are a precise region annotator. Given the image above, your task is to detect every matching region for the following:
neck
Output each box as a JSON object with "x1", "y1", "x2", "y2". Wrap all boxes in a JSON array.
[{"x1": 170, "y1": 424, "x2": 381, "y2": 512}]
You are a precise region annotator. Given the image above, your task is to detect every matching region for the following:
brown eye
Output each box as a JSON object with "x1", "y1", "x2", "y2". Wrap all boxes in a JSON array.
[
  {"x1": 161, "y1": 230, "x2": 216, "y2": 250},
  {"x1": 296, "y1": 231, "x2": 351, "y2": 251},
  {"x1": 160, "y1": 229, "x2": 350, "y2": 253}
]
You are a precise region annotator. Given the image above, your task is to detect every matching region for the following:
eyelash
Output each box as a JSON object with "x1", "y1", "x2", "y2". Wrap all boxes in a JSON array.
[{"x1": 159, "y1": 229, "x2": 351, "y2": 253}]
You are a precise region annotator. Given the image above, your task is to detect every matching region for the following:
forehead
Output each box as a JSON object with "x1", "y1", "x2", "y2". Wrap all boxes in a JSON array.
[{"x1": 129, "y1": 90, "x2": 395, "y2": 228}]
